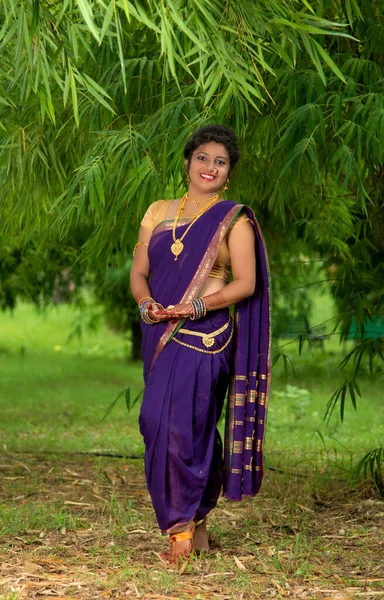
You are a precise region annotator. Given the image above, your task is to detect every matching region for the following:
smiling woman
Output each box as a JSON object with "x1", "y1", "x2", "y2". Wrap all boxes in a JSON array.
[{"x1": 129, "y1": 125, "x2": 271, "y2": 563}]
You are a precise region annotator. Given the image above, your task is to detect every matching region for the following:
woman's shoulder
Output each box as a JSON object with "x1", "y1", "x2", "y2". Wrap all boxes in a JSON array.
[
  {"x1": 141, "y1": 199, "x2": 173, "y2": 230},
  {"x1": 227, "y1": 204, "x2": 253, "y2": 238},
  {"x1": 146, "y1": 199, "x2": 173, "y2": 212}
]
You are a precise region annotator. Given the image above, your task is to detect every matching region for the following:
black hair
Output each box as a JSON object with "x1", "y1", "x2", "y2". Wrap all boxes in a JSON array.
[{"x1": 184, "y1": 125, "x2": 240, "y2": 171}]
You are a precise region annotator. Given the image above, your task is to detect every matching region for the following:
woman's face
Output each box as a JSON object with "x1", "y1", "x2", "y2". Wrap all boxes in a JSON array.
[{"x1": 185, "y1": 141, "x2": 230, "y2": 195}]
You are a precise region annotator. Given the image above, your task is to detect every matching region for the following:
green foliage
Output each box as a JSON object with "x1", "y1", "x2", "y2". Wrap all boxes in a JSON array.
[
  {"x1": 324, "y1": 378, "x2": 361, "y2": 423},
  {"x1": 0, "y1": 0, "x2": 366, "y2": 253},
  {"x1": 93, "y1": 256, "x2": 142, "y2": 359},
  {"x1": 93, "y1": 257, "x2": 136, "y2": 333},
  {"x1": 0, "y1": 232, "x2": 87, "y2": 311},
  {"x1": 1, "y1": 0, "x2": 384, "y2": 432},
  {"x1": 353, "y1": 446, "x2": 384, "y2": 497},
  {"x1": 102, "y1": 384, "x2": 144, "y2": 421}
]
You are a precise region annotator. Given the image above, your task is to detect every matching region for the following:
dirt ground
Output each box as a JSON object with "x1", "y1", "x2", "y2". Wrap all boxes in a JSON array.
[{"x1": 1, "y1": 454, "x2": 383, "y2": 599}]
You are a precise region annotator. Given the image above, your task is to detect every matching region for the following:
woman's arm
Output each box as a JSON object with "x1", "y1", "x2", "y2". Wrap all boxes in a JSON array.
[
  {"x1": 130, "y1": 226, "x2": 172, "y2": 322},
  {"x1": 158, "y1": 220, "x2": 256, "y2": 319},
  {"x1": 204, "y1": 220, "x2": 256, "y2": 310},
  {"x1": 129, "y1": 226, "x2": 152, "y2": 304}
]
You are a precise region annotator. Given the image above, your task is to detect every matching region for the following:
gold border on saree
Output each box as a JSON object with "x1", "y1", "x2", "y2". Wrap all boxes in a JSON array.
[
  {"x1": 177, "y1": 320, "x2": 230, "y2": 348},
  {"x1": 172, "y1": 320, "x2": 233, "y2": 354}
]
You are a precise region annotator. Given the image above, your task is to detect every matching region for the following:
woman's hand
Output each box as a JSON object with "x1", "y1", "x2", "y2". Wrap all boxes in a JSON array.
[
  {"x1": 146, "y1": 303, "x2": 173, "y2": 323},
  {"x1": 156, "y1": 303, "x2": 193, "y2": 320}
]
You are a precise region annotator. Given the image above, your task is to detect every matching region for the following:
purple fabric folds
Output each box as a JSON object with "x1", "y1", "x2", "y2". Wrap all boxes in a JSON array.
[
  {"x1": 223, "y1": 211, "x2": 271, "y2": 500},
  {"x1": 139, "y1": 201, "x2": 271, "y2": 530}
]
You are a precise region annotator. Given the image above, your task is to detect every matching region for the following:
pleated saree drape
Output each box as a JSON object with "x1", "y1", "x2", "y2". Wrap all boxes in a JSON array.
[{"x1": 139, "y1": 201, "x2": 271, "y2": 531}]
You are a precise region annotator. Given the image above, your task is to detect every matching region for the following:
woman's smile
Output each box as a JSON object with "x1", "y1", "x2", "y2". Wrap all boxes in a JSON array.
[{"x1": 200, "y1": 173, "x2": 217, "y2": 182}]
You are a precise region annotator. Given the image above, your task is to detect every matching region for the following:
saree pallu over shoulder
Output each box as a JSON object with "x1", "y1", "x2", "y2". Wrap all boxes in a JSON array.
[
  {"x1": 223, "y1": 207, "x2": 271, "y2": 501},
  {"x1": 141, "y1": 201, "x2": 241, "y2": 380}
]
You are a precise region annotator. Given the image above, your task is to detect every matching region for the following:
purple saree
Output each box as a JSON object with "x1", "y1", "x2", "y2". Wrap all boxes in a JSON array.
[{"x1": 139, "y1": 201, "x2": 271, "y2": 531}]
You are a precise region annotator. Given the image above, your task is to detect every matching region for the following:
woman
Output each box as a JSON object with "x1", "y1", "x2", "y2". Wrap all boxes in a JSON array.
[{"x1": 130, "y1": 125, "x2": 270, "y2": 562}]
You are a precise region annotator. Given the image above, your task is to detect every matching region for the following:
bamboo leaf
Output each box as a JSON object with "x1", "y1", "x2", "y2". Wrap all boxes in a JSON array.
[
  {"x1": 116, "y1": 0, "x2": 160, "y2": 32},
  {"x1": 340, "y1": 384, "x2": 347, "y2": 422},
  {"x1": 312, "y1": 39, "x2": 346, "y2": 83},
  {"x1": 125, "y1": 387, "x2": 131, "y2": 412},
  {"x1": 301, "y1": 0, "x2": 315, "y2": 14},
  {"x1": 299, "y1": 32, "x2": 325, "y2": 84},
  {"x1": 75, "y1": 0, "x2": 101, "y2": 42},
  {"x1": 115, "y1": 10, "x2": 127, "y2": 92},
  {"x1": 102, "y1": 388, "x2": 124, "y2": 421},
  {"x1": 203, "y1": 68, "x2": 222, "y2": 105},
  {"x1": 100, "y1": 0, "x2": 114, "y2": 42},
  {"x1": 166, "y1": 0, "x2": 207, "y2": 52},
  {"x1": 68, "y1": 60, "x2": 79, "y2": 127},
  {"x1": 121, "y1": 0, "x2": 131, "y2": 22}
]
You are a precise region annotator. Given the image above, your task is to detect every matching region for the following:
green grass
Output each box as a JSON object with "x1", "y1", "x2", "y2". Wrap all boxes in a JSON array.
[
  {"x1": 0, "y1": 301, "x2": 383, "y2": 474},
  {"x1": 1, "y1": 453, "x2": 383, "y2": 599},
  {"x1": 1, "y1": 302, "x2": 383, "y2": 600},
  {"x1": 271, "y1": 286, "x2": 384, "y2": 471},
  {"x1": 0, "y1": 303, "x2": 143, "y2": 454}
]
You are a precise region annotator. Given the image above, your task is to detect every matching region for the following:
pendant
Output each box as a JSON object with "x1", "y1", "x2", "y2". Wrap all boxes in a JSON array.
[
  {"x1": 171, "y1": 239, "x2": 184, "y2": 260},
  {"x1": 202, "y1": 334, "x2": 215, "y2": 348}
]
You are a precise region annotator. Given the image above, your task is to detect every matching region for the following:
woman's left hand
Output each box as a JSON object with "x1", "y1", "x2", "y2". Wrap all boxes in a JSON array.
[{"x1": 156, "y1": 303, "x2": 193, "y2": 320}]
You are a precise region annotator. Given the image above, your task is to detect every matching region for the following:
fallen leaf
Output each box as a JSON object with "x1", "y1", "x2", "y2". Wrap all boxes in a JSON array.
[
  {"x1": 296, "y1": 503, "x2": 314, "y2": 513},
  {"x1": 234, "y1": 556, "x2": 246, "y2": 571},
  {"x1": 178, "y1": 558, "x2": 189, "y2": 575},
  {"x1": 271, "y1": 579, "x2": 287, "y2": 595}
]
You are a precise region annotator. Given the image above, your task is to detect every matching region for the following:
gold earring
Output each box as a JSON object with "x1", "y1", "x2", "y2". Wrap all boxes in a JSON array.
[
  {"x1": 223, "y1": 179, "x2": 229, "y2": 192},
  {"x1": 186, "y1": 172, "x2": 191, "y2": 184}
]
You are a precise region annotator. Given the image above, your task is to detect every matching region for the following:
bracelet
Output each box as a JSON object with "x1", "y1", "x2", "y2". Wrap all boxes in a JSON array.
[
  {"x1": 141, "y1": 305, "x2": 158, "y2": 324},
  {"x1": 152, "y1": 302, "x2": 165, "y2": 311},
  {"x1": 199, "y1": 297, "x2": 207, "y2": 318},
  {"x1": 138, "y1": 296, "x2": 155, "y2": 307},
  {"x1": 140, "y1": 299, "x2": 165, "y2": 324},
  {"x1": 139, "y1": 297, "x2": 155, "y2": 324},
  {"x1": 141, "y1": 306, "x2": 157, "y2": 325},
  {"x1": 190, "y1": 297, "x2": 206, "y2": 321}
]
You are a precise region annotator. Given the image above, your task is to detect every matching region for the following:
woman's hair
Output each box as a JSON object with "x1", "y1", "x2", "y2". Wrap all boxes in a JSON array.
[{"x1": 184, "y1": 125, "x2": 240, "y2": 171}]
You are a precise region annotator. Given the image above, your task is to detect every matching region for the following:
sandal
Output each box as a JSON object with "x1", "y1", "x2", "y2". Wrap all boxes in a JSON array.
[{"x1": 163, "y1": 522, "x2": 195, "y2": 564}]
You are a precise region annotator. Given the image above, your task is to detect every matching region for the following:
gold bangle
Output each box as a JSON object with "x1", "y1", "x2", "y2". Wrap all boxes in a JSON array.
[
  {"x1": 141, "y1": 305, "x2": 157, "y2": 324},
  {"x1": 145, "y1": 312, "x2": 158, "y2": 324},
  {"x1": 152, "y1": 302, "x2": 165, "y2": 311},
  {"x1": 138, "y1": 296, "x2": 155, "y2": 306}
]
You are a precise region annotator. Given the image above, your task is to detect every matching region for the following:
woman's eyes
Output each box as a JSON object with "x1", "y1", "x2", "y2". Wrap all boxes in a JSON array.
[{"x1": 196, "y1": 155, "x2": 226, "y2": 165}]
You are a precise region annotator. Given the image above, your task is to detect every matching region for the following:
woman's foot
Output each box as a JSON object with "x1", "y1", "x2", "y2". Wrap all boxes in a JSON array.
[
  {"x1": 162, "y1": 522, "x2": 195, "y2": 564},
  {"x1": 193, "y1": 518, "x2": 209, "y2": 553}
]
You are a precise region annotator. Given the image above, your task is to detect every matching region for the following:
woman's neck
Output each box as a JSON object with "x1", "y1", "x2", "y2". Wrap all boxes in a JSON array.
[
  {"x1": 186, "y1": 185, "x2": 220, "y2": 203},
  {"x1": 182, "y1": 189, "x2": 221, "y2": 217}
]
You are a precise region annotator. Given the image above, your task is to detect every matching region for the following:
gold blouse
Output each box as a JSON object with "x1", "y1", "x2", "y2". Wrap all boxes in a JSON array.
[{"x1": 141, "y1": 200, "x2": 250, "y2": 283}]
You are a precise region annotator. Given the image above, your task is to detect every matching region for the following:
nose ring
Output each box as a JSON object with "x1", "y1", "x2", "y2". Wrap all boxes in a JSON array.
[{"x1": 212, "y1": 168, "x2": 218, "y2": 175}]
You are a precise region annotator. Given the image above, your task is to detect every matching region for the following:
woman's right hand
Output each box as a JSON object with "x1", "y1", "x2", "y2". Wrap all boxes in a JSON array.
[{"x1": 147, "y1": 303, "x2": 173, "y2": 322}]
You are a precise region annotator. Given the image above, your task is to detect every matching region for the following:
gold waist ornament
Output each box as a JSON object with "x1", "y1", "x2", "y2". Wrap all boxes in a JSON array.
[{"x1": 177, "y1": 320, "x2": 230, "y2": 348}]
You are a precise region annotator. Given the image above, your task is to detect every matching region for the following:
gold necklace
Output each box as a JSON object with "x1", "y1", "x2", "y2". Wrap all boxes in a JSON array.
[
  {"x1": 186, "y1": 192, "x2": 221, "y2": 207},
  {"x1": 171, "y1": 193, "x2": 220, "y2": 260}
]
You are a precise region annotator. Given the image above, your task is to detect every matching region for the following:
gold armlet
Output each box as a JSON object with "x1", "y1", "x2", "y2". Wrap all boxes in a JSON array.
[{"x1": 133, "y1": 242, "x2": 149, "y2": 256}]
